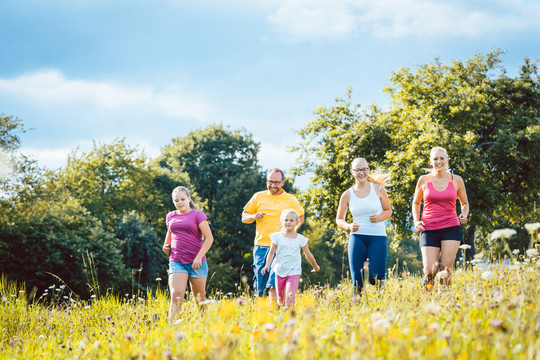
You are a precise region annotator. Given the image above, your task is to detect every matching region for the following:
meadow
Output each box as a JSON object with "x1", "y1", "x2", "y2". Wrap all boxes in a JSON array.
[{"x1": 1, "y1": 246, "x2": 539, "y2": 359}]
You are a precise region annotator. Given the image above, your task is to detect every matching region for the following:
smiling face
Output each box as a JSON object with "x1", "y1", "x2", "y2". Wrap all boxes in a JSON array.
[
  {"x1": 280, "y1": 210, "x2": 299, "y2": 231},
  {"x1": 430, "y1": 149, "x2": 448, "y2": 173},
  {"x1": 351, "y1": 158, "x2": 370, "y2": 182},
  {"x1": 172, "y1": 190, "x2": 191, "y2": 213},
  {"x1": 267, "y1": 170, "x2": 284, "y2": 195}
]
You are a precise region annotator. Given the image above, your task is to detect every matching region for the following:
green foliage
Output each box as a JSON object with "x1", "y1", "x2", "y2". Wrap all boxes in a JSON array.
[
  {"x1": 49, "y1": 139, "x2": 176, "y2": 232},
  {"x1": 0, "y1": 198, "x2": 129, "y2": 298},
  {"x1": 292, "y1": 50, "x2": 540, "y2": 257},
  {"x1": 157, "y1": 124, "x2": 267, "y2": 292},
  {"x1": 0, "y1": 113, "x2": 25, "y2": 151},
  {"x1": 115, "y1": 211, "x2": 168, "y2": 288},
  {"x1": 299, "y1": 219, "x2": 347, "y2": 288}
]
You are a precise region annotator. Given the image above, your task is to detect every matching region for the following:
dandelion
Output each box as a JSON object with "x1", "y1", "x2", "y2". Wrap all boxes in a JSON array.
[
  {"x1": 155, "y1": 277, "x2": 162, "y2": 282},
  {"x1": 481, "y1": 271, "x2": 494, "y2": 281},
  {"x1": 490, "y1": 229, "x2": 517, "y2": 241},
  {"x1": 524, "y1": 222, "x2": 540, "y2": 234},
  {"x1": 459, "y1": 244, "x2": 471, "y2": 250},
  {"x1": 512, "y1": 249, "x2": 520, "y2": 255}
]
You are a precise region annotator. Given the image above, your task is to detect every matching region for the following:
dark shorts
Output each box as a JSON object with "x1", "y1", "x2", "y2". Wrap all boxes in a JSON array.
[{"x1": 419, "y1": 225, "x2": 463, "y2": 248}]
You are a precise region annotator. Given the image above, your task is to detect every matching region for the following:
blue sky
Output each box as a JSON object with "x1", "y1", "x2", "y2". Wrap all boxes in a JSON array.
[{"x1": 1, "y1": 0, "x2": 539, "y2": 188}]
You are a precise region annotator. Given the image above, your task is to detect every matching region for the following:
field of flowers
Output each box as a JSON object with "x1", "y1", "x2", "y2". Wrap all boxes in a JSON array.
[{"x1": 2, "y1": 233, "x2": 539, "y2": 359}]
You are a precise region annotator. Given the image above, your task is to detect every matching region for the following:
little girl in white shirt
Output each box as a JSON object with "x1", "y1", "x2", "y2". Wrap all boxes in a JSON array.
[{"x1": 261, "y1": 209, "x2": 320, "y2": 308}]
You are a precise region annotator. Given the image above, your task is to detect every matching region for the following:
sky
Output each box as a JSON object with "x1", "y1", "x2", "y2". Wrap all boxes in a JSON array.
[{"x1": 1, "y1": 0, "x2": 539, "y2": 188}]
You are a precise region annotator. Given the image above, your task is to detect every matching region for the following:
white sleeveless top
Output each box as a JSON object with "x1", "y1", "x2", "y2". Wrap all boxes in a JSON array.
[{"x1": 348, "y1": 182, "x2": 387, "y2": 236}]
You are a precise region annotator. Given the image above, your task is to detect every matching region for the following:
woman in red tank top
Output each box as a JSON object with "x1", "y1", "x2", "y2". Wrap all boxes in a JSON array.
[{"x1": 411, "y1": 147, "x2": 469, "y2": 289}]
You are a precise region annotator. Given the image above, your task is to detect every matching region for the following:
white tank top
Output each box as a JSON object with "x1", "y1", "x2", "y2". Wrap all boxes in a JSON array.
[{"x1": 348, "y1": 182, "x2": 387, "y2": 236}]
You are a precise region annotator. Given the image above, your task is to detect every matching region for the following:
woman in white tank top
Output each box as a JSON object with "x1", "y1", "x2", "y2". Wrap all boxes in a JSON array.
[{"x1": 336, "y1": 158, "x2": 392, "y2": 300}]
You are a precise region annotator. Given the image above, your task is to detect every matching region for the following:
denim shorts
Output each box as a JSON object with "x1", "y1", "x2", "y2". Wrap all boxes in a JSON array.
[
  {"x1": 419, "y1": 225, "x2": 463, "y2": 248},
  {"x1": 168, "y1": 260, "x2": 208, "y2": 278},
  {"x1": 253, "y1": 245, "x2": 276, "y2": 296}
]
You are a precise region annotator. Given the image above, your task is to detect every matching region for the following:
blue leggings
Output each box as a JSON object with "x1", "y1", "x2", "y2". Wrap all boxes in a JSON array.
[{"x1": 348, "y1": 234, "x2": 387, "y2": 295}]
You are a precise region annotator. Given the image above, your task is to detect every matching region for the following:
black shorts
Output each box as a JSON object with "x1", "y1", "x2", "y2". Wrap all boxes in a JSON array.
[{"x1": 419, "y1": 225, "x2": 463, "y2": 248}]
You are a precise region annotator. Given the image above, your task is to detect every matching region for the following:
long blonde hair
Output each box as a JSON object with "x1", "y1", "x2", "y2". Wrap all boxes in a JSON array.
[
  {"x1": 172, "y1": 186, "x2": 199, "y2": 210},
  {"x1": 351, "y1": 158, "x2": 391, "y2": 187}
]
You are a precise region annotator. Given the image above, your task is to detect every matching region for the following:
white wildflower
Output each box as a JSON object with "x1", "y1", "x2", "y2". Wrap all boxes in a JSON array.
[
  {"x1": 435, "y1": 270, "x2": 449, "y2": 279},
  {"x1": 490, "y1": 229, "x2": 517, "y2": 241},
  {"x1": 371, "y1": 318, "x2": 391, "y2": 333},
  {"x1": 474, "y1": 252, "x2": 484, "y2": 259},
  {"x1": 424, "y1": 302, "x2": 442, "y2": 314},
  {"x1": 524, "y1": 223, "x2": 540, "y2": 234},
  {"x1": 471, "y1": 259, "x2": 482, "y2": 265},
  {"x1": 512, "y1": 249, "x2": 520, "y2": 255},
  {"x1": 481, "y1": 271, "x2": 494, "y2": 281},
  {"x1": 526, "y1": 248, "x2": 539, "y2": 257},
  {"x1": 459, "y1": 244, "x2": 472, "y2": 250}
]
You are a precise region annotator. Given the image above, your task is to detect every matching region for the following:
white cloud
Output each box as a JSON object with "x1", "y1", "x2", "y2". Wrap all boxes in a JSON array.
[
  {"x1": 268, "y1": 0, "x2": 358, "y2": 42},
  {"x1": 0, "y1": 70, "x2": 213, "y2": 121},
  {"x1": 267, "y1": 0, "x2": 540, "y2": 41}
]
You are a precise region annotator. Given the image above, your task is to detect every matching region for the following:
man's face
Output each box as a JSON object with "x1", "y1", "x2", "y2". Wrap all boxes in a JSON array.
[{"x1": 266, "y1": 171, "x2": 284, "y2": 195}]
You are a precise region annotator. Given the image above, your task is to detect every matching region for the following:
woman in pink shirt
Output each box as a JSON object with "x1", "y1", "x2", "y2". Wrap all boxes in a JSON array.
[
  {"x1": 412, "y1": 147, "x2": 469, "y2": 289},
  {"x1": 163, "y1": 186, "x2": 214, "y2": 324}
]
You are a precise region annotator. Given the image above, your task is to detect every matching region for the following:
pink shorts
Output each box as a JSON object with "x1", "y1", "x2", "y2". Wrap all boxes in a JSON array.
[{"x1": 276, "y1": 275, "x2": 300, "y2": 307}]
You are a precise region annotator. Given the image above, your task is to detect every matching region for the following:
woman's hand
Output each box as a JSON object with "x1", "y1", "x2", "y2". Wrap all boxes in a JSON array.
[
  {"x1": 349, "y1": 222, "x2": 360, "y2": 232},
  {"x1": 369, "y1": 214, "x2": 381, "y2": 223},
  {"x1": 458, "y1": 213, "x2": 468, "y2": 224},
  {"x1": 414, "y1": 220, "x2": 425, "y2": 234},
  {"x1": 192, "y1": 256, "x2": 203, "y2": 270}
]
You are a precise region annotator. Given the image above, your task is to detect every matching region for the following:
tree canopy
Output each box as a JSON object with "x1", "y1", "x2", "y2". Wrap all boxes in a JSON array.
[{"x1": 292, "y1": 50, "x2": 540, "y2": 255}]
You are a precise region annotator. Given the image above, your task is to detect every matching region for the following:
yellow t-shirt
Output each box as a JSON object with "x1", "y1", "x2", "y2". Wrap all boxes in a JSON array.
[{"x1": 243, "y1": 190, "x2": 304, "y2": 247}]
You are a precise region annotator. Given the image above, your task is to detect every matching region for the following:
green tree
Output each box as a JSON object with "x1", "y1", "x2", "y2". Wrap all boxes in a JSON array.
[
  {"x1": 292, "y1": 50, "x2": 540, "y2": 260},
  {"x1": 0, "y1": 113, "x2": 26, "y2": 151},
  {"x1": 0, "y1": 198, "x2": 129, "y2": 298},
  {"x1": 46, "y1": 139, "x2": 183, "y2": 234},
  {"x1": 157, "y1": 124, "x2": 266, "y2": 292},
  {"x1": 115, "y1": 211, "x2": 168, "y2": 289}
]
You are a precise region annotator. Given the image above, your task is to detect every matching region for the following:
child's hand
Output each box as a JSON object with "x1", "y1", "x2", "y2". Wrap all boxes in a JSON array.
[
  {"x1": 261, "y1": 265, "x2": 269, "y2": 275},
  {"x1": 163, "y1": 244, "x2": 170, "y2": 255},
  {"x1": 311, "y1": 265, "x2": 320, "y2": 273}
]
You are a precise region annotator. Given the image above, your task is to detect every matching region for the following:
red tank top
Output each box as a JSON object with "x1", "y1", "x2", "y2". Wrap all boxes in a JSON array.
[{"x1": 421, "y1": 173, "x2": 460, "y2": 230}]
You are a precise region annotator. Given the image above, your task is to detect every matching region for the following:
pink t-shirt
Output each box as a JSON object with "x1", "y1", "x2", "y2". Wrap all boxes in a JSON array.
[
  {"x1": 166, "y1": 209, "x2": 208, "y2": 264},
  {"x1": 421, "y1": 174, "x2": 460, "y2": 230}
]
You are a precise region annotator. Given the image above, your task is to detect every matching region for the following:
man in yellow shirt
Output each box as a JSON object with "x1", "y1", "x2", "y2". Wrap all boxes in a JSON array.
[{"x1": 242, "y1": 168, "x2": 304, "y2": 299}]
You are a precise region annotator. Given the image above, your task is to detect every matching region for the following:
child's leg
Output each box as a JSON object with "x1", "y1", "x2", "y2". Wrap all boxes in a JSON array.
[
  {"x1": 275, "y1": 275, "x2": 287, "y2": 306},
  {"x1": 168, "y1": 273, "x2": 189, "y2": 323},
  {"x1": 284, "y1": 275, "x2": 301, "y2": 308}
]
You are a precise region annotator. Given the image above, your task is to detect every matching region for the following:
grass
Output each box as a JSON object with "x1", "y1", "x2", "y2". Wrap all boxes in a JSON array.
[{"x1": 1, "y1": 256, "x2": 539, "y2": 359}]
